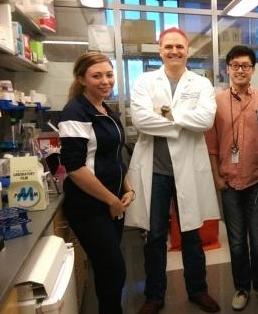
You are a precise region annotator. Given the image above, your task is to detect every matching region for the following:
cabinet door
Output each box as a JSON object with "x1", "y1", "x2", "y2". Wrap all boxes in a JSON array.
[
  {"x1": 53, "y1": 207, "x2": 71, "y2": 242},
  {"x1": 0, "y1": 288, "x2": 20, "y2": 314}
]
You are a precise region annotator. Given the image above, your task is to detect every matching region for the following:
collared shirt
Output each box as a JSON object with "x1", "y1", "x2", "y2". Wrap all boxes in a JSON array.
[{"x1": 205, "y1": 87, "x2": 258, "y2": 190}]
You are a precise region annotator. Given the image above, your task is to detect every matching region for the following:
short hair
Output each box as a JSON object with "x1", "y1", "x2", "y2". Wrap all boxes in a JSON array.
[
  {"x1": 226, "y1": 45, "x2": 256, "y2": 66},
  {"x1": 69, "y1": 52, "x2": 113, "y2": 100},
  {"x1": 159, "y1": 27, "x2": 189, "y2": 45}
]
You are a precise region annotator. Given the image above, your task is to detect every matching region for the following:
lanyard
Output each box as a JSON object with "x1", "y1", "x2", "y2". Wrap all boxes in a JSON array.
[
  {"x1": 230, "y1": 91, "x2": 239, "y2": 154},
  {"x1": 230, "y1": 87, "x2": 252, "y2": 154}
]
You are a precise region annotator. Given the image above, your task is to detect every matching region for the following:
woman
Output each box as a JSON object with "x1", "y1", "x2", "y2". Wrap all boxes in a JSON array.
[{"x1": 58, "y1": 52, "x2": 135, "y2": 314}]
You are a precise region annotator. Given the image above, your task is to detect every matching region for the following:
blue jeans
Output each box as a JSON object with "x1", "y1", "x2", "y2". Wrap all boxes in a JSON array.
[
  {"x1": 144, "y1": 173, "x2": 207, "y2": 301},
  {"x1": 221, "y1": 183, "x2": 258, "y2": 292}
]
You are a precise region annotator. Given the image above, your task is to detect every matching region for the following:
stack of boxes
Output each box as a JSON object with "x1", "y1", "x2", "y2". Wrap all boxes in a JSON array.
[
  {"x1": 12, "y1": 22, "x2": 24, "y2": 57},
  {"x1": 12, "y1": 20, "x2": 44, "y2": 64},
  {"x1": 29, "y1": 40, "x2": 44, "y2": 63},
  {"x1": 219, "y1": 27, "x2": 242, "y2": 57},
  {"x1": 121, "y1": 19, "x2": 158, "y2": 54},
  {"x1": 121, "y1": 19, "x2": 158, "y2": 142}
]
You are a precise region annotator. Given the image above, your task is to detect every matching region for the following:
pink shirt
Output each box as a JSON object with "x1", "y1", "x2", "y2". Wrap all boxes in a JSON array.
[{"x1": 205, "y1": 87, "x2": 258, "y2": 190}]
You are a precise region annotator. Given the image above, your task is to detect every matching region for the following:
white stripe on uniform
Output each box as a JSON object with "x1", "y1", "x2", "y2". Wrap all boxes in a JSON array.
[{"x1": 58, "y1": 120, "x2": 92, "y2": 138}]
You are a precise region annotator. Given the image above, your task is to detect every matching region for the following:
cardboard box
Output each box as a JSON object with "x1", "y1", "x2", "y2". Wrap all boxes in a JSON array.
[
  {"x1": 141, "y1": 43, "x2": 159, "y2": 53},
  {"x1": 121, "y1": 19, "x2": 156, "y2": 44},
  {"x1": 123, "y1": 43, "x2": 140, "y2": 54},
  {"x1": 29, "y1": 40, "x2": 44, "y2": 63},
  {"x1": 188, "y1": 33, "x2": 212, "y2": 58},
  {"x1": 219, "y1": 27, "x2": 241, "y2": 57}
]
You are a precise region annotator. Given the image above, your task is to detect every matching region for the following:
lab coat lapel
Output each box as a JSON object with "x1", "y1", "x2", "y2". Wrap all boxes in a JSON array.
[
  {"x1": 171, "y1": 69, "x2": 191, "y2": 109},
  {"x1": 158, "y1": 67, "x2": 190, "y2": 109},
  {"x1": 157, "y1": 66, "x2": 173, "y2": 106}
]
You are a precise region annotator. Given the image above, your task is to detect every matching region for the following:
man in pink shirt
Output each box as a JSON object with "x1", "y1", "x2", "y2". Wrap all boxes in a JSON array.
[{"x1": 205, "y1": 45, "x2": 258, "y2": 311}]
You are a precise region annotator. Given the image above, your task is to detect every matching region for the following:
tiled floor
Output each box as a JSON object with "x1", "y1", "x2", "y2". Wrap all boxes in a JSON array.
[{"x1": 82, "y1": 221, "x2": 258, "y2": 314}]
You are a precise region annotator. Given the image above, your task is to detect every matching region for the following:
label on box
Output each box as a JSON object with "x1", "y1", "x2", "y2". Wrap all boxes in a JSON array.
[
  {"x1": 10, "y1": 183, "x2": 40, "y2": 207},
  {"x1": 10, "y1": 156, "x2": 39, "y2": 182}
]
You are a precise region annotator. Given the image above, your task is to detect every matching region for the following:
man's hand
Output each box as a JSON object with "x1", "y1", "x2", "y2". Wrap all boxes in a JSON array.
[
  {"x1": 214, "y1": 176, "x2": 229, "y2": 191},
  {"x1": 161, "y1": 105, "x2": 173, "y2": 121},
  {"x1": 121, "y1": 190, "x2": 135, "y2": 207}
]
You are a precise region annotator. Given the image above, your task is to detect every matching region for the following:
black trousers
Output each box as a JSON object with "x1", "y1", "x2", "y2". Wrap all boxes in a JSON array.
[{"x1": 66, "y1": 212, "x2": 126, "y2": 314}]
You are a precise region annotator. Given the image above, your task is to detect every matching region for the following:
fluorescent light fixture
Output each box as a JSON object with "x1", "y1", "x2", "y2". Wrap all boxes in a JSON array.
[
  {"x1": 42, "y1": 40, "x2": 89, "y2": 45},
  {"x1": 80, "y1": 0, "x2": 104, "y2": 8},
  {"x1": 223, "y1": 0, "x2": 258, "y2": 17}
]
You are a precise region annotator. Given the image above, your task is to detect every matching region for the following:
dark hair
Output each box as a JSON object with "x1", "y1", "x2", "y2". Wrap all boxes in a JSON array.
[
  {"x1": 226, "y1": 45, "x2": 256, "y2": 66},
  {"x1": 68, "y1": 52, "x2": 113, "y2": 100},
  {"x1": 159, "y1": 27, "x2": 189, "y2": 45}
]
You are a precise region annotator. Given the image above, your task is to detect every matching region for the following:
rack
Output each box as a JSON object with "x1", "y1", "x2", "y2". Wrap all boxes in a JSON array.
[
  {"x1": 0, "y1": 4, "x2": 47, "y2": 72},
  {"x1": 12, "y1": 5, "x2": 45, "y2": 39},
  {"x1": 0, "y1": 53, "x2": 47, "y2": 72}
]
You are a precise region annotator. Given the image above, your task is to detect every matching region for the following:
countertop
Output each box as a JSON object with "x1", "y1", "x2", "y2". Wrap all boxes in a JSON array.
[{"x1": 0, "y1": 194, "x2": 64, "y2": 304}]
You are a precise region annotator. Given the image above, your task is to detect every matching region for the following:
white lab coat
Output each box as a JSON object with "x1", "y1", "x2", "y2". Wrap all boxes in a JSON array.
[{"x1": 125, "y1": 66, "x2": 220, "y2": 232}]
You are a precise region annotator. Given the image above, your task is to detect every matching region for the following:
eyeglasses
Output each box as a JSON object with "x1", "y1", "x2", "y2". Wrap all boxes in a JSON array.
[{"x1": 229, "y1": 63, "x2": 253, "y2": 71}]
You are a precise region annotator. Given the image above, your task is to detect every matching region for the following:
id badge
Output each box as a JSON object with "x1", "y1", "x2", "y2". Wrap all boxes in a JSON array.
[{"x1": 231, "y1": 150, "x2": 239, "y2": 163}]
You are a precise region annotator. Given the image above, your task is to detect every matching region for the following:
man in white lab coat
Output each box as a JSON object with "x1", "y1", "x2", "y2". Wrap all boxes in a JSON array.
[{"x1": 125, "y1": 27, "x2": 221, "y2": 314}]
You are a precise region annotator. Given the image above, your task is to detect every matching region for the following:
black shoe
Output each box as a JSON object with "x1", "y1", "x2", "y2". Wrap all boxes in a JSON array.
[
  {"x1": 189, "y1": 292, "x2": 220, "y2": 312},
  {"x1": 138, "y1": 299, "x2": 164, "y2": 314}
]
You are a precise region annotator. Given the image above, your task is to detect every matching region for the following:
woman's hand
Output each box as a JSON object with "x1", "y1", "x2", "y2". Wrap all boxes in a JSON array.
[
  {"x1": 121, "y1": 190, "x2": 135, "y2": 207},
  {"x1": 109, "y1": 196, "x2": 125, "y2": 219}
]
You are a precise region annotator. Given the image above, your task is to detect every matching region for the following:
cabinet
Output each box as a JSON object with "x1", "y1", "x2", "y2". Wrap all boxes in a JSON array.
[
  {"x1": 0, "y1": 288, "x2": 20, "y2": 314},
  {"x1": 53, "y1": 208, "x2": 88, "y2": 311},
  {"x1": 0, "y1": 3, "x2": 47, "y2": 73}
]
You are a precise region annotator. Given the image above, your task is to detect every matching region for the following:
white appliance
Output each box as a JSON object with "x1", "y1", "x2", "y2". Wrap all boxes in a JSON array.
[{"x1": 16, "y1": 235, "x2": 78, "y2": 314}]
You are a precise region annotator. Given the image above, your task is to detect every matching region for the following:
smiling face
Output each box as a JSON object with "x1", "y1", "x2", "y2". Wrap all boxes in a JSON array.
[
  {"x1": 159, "y1": 31, "x2": 188, "y2": 72},
  {"x1": 227, "y1": 55, "x2": 254, "y2": 90},
  {"x1": 80, "y1": 61, "x2": 115, "y2": 101}
]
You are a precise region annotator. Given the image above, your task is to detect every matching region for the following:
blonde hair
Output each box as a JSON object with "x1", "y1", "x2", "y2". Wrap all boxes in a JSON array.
[{"x1": 68, "y1": 52, "x2": 113, "y2": 100}]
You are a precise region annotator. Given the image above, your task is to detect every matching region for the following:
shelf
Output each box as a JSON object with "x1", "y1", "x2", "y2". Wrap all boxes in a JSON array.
[
  {"x1": 12, "y1": 5, "x2": 45, "y2": 39},
  {"x1": 0, "y1": 5, "x2": 46, "y2": 73},
  {"x1": 123, "y1": 52, "x2": 160, "y2": 59},
  {"x1": 0, "y1": 54, "x2": 47, "y2": 72},
  {"x1": 122, "y1": 53, "x2": 209, "y2": 60},
  {"x1": 0, "y1": 43, "x2": 14, "y2": 55}
]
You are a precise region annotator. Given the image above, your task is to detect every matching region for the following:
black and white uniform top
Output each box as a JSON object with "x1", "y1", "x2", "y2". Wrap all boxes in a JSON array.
[{"x1": 58, "y1": 94, "x2": 127, "y2": 219}]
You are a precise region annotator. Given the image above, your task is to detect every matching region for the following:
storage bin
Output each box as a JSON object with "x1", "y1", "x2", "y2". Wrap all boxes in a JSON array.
[{"x1": 0, "y1": 207, "x2": 31, "y2": 240}]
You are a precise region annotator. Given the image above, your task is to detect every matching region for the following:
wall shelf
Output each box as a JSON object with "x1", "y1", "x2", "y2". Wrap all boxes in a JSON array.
[
  {"x1": 0, "y1": 43, "x2": 14, "y2": 56},
  {"x1": 12, "y1": 5, "x2": 45, "y2": 39},
  {"x1": 0, "y1": 5, "x2": 47, "y2": 72},
  {"x1": 0, "y1": 53, "x2": 47, "y2": 72}
]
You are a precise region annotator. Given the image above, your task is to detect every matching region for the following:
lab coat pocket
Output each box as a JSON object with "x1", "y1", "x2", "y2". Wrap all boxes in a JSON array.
[{"x1": 179, "y1": 92, "x2": 200, "y2": 110}]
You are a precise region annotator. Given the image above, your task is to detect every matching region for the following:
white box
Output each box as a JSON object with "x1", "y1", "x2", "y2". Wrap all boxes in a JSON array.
[
  {"x1": 141, "y1": 43, "x2": 159, "y2": 53},
  {"x1": 0, "y1": 4, "x2": 14, "y2": 52}
]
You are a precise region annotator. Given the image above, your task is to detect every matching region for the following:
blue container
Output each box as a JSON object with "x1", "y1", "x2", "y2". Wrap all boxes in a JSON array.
[{"x1": 0, "y1": 207, "x2": 31, "y2": 240}]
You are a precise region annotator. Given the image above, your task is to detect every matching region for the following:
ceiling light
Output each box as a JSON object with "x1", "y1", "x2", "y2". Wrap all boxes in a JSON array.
[
  {"x1": 223, "y1": 0, "x2": 258, "y2": 17},
  {"x1": 42, "y1": 40, "x2": 89, "y2": 45},
  {"x1": 80, "y1": 0, "x2": 104, "y2": 8}
]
